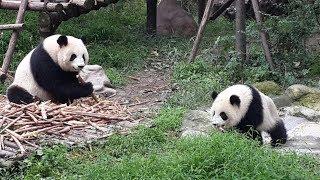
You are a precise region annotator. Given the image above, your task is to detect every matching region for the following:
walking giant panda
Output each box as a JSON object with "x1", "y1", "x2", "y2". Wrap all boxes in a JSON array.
[
  {"x1": 7, "y1": 34, "x2": 93, "y2": 104},
  {"x1": 210, "y1": 84, "x2": 287, "y2": 147}
]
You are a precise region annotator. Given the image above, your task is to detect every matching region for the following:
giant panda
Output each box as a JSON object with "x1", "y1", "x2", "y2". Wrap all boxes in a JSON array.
[
  {"x1": 7, "y1": 34, "x2": 93, "y2": 104},
  {"x1": 210, "y1": 84, "x2": 287, "y2": 147}
]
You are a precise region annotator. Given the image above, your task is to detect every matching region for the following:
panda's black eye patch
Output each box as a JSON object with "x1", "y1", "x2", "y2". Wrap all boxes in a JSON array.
[
  {"x1": 82, "y1": 54, "x2": 85, "y2": 60},
  {"x1": 220, "y1": 112, "x2": 228, "y2": 121},
  {"x1": 70, "y1": 54, "x2": 77, "y2": 61}
]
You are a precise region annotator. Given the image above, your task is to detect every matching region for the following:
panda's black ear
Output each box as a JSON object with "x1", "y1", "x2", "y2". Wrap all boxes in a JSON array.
[
  {"x1": 230, "y1": 95, "x2": 241, "y2": 107},
  {"x1": 80, "y1": 36, "x2": 87, "y2": 45},
  {"x1": 211, "y1": 91, "x2": 218, "y2": 100},
  {"x1": 57, "y1": 35, "x2": 68, "y2": 47}
]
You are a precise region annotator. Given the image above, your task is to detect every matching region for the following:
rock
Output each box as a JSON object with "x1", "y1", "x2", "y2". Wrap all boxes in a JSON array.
[
  {"x1": 79, "y1": 65, "x2": 116, "y2": 97},
  {"x1": 180, "y1": 110, "x2": 214, "y2": 138},
  {"x1": 157, "y1": 0, "x2": 198, "y2": 37},
  {"x1": 181, "y1": 107, "x2": 320, "y2": 156},
  {"x1": 262, "y1": 116, "x2": 320, "y2": 156},
  {"x1": 280, "y1": 106, "x2": 320, "y2": 122},
  {"x1": 253, "y1": 81, "x2": 282, "y2": 95},
  {"x1": 272, "y1": 94, "x2": 292, "y2": 108},
  {"x1": 285, "y1": 84, "x2": 320, "y2": 100},
  {"x1": 297, "y1": 93, "x2": 320, "y2": 111}
]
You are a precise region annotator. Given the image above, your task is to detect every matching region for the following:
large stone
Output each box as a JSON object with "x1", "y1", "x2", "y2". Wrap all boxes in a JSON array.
[
  {"x1": 272, "y1": 94, "x2": 292, "y2": 108},
  {"x1": 285, "y1": 84, "x2": 320, "y2": 100},
  {"x1": 280, "y1": 106, "x2": 320, "y2": 122},
  {"x1": 79, "y1": 65, "x2": 116, "y2": 97},
  {"x1": 297, "y1": 93, "x2": 320, "y2": 111},
  {"x1": 157, "y1": 0, "x2": 198, "y2": 37},
  {"x1": 253, "y1": 81, "x2": 282, "y2": 95},
  {"x1": 180, "y1": 110, "x2": 214, "y2": 137}
]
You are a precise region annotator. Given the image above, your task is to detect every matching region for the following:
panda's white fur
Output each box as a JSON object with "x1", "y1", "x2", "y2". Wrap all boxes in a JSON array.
[
  {"x1": 42, "y1": 35, "x2": 89, "y2": 72},
  {"x1": 11, "y1": 49, "x2": 51, "y2": 100},
  {"x1": 7, "y1": 34, "x2": 93, "y2": 104},
  {"x1": 210, "y1": 84, "x2": 287, "y2": 146}
]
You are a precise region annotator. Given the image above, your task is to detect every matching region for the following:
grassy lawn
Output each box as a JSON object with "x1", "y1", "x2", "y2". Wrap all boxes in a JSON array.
[{"x1": 0, "y1": 0, "x2": 320, "y2": 179}]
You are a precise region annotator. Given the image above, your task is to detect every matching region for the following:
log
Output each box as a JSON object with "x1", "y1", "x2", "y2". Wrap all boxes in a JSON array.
[
  {"x1": 235, "y1": 0, "x2": 246, "y2": 62},
  {"x1": 0, "y1": 23, "x2": 24, "y2": 31},
  {"x1": 69, "y1": 0, "x2": 94, "y2": 9},
  {"x1": 251, "y1": 0, "x2": 275, "y2": 70},
  {"x1": 0, "y1": 0, "x2": 28, "y2": 82},
  {"x1": 189, "y1": 0, "x2": 214, "y2": 62},
  {"x1": 146, "y1": 0, "x2": 157, "y2": 34},
  {"x1": 0, "y1": 0, "x2": 69, "y2": 11}
]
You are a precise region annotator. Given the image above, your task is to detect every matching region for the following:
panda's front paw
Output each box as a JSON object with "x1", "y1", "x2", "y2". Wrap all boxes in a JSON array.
[{"x1": 83, "y1": 82, "x2": 94, "y2": 94}]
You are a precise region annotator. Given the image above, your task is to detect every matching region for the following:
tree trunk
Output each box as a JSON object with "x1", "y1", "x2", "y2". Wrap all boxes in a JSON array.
[
  {"x1": 146, "y1": 0, "x2": 157, "y2": 35},
  {"x1": 235, "y1": 0, "x2": 246, "y2": 62}
]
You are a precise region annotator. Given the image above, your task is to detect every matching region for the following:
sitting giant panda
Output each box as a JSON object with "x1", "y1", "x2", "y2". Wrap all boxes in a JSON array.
[
  {"x1": 210, "y1": 84, "x2": 287, "y2": 147},
  {"x1": 7, "y1": 34, "x2": 93, "y2": 104}
]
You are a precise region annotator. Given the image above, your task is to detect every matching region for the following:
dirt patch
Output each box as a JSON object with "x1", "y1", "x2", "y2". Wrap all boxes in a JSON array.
[{"x1": 111, "y1": 68, "x2": 173, "y2": 121}]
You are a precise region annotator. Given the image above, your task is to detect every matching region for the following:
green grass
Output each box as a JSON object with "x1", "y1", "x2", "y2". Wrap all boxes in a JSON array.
[
  {"x1": 3, "y1": 107, "x2": 319, "y2": 179},
  {"x1": 1, "y1": 0, "x2": 320, "y2": 179}
]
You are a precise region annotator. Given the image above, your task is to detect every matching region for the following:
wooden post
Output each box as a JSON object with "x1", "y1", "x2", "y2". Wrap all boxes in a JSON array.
[
  {"x1": 146, "y1": 0, "x2": 157, "y2": 35},
  {"x1": 251, "y1": 0, "x2": 275, "y2": 70},
  {"x1": 0, "y1": 0, "x2": 28, "y2": 82},
  {"x1": 189, "y1": 0, "x2": 214, "y2": 63},
  {"x1": 189, "y1": 0, "x2": 234, "y2": 63},
  {"x1": 198, "y1": 0, "x2": 206, "y2": 24},
  {"x1": 235, "y1": 0, "x2": 246, "y2": 62}
]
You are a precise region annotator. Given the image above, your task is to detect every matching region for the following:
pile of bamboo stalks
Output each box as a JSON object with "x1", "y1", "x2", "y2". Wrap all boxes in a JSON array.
[{"x1": 0, "y1": 96, "x2": 132, "y2": 159}]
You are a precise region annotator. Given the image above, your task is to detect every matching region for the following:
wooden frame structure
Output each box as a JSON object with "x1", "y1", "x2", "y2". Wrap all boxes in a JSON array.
[{"x1": 190, "y1": 0, "x2": 275, "y2": 70}]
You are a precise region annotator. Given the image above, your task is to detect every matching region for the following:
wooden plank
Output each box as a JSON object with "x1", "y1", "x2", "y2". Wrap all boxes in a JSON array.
[
  {"x1": 209, "y1": 0, "x2": 235, "y2": 20},
  {"x1": 0, "y1": 23, "x2": 24, "y2": 30}
]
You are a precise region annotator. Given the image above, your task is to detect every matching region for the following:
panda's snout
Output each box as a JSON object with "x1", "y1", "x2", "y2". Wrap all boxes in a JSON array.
[{"x1": 78, "y1": 65, "x2": 85, "y2": 69}]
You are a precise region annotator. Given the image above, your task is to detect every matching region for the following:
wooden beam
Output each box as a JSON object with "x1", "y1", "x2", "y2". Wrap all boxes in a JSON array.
[
  {"x1": 0, "y1": 0, "x2": 28, "y2": 82},
  {"x1": 146, "y1": 0, "x2": 157, "y2": 35},
  {"x1": 189, "y1": 0, "x2": 214, "y2": 63},
  {"x1": 0, "y1": 0, "x2": 69, "y2": 11},
  {"x1": 209, "y1": 0, "x2": 235, "y2": 20},
  {"x1": 251, "y1": 0, "x2": 275, "y2": 70},
  {"x1": 0, "y1": 23, "x2": 24, "y2": 30},
  {"x1": 235, "y1": 0, "x2": 246, "y2": 62}
]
